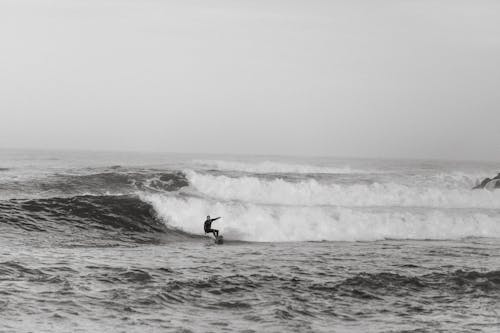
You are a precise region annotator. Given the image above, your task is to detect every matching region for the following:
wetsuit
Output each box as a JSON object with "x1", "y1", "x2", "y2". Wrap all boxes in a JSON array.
[{"x1": 204, "y1": 217, "x2": 220, "y2": 237}]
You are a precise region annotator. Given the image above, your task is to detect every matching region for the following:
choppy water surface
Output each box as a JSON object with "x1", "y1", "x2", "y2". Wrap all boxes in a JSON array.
[
  {"x1": 1, "y1": 238, "x2": 499, "y2": 332},
  {"x1": 0, "y1": 149, "x2": 499, "y2": 332}
]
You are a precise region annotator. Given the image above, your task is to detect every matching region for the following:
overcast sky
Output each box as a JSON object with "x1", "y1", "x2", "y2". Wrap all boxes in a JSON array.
[{"x1": 0, "y1": 0, "x2": 499, "y2": 160}]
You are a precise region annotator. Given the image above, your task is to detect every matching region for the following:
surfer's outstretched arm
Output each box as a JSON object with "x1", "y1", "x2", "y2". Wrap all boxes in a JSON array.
[{"x1": 212, "y1": 217, "x2": 221, "y2": 222}]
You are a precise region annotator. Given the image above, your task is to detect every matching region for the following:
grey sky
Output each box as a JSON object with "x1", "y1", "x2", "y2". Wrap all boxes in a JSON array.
[{"x1": 1, "y1": 0, "x2": 499, "y2": 160}]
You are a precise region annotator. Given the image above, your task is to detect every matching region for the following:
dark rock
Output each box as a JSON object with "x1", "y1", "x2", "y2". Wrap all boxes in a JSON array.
[
  {"x1": 473, "y1": 173, "x2": 500, "y2": 190},
  {"x1": 473, "y1": 178, "x2": 491, "y2": 189}
]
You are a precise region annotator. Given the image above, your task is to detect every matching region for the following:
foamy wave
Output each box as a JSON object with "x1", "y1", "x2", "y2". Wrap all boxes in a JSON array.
[
  {"x1": 194, "y1": 160, "x2": 373, "y2": 174},
  {"x1": 185, "y1": 171, "x2": 500, "y2": 209},
  {"x1": 144, "y1": 194, "x2": 500, "y2": 242}
]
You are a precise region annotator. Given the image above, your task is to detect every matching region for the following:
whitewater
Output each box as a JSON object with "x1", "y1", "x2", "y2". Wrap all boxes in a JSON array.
[
  {"x1": 143, "y1": 160, "x2": 500, "y2": 242},
  {"x1": 0, "y1": 150, "x2": 499, "y2": 332}
]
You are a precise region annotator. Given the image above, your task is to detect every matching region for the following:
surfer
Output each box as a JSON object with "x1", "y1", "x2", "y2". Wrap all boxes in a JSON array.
[{"x1": 204, "y1": 215, "x2": 221, "y2": 238}]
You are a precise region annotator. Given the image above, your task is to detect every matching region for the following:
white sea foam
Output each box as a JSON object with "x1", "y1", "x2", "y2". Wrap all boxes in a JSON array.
[
  {"x1": 143, "y1": 194, "x2": 500, "y2": 242},
  {"x1": 185, "y1": 171, "x2": 500, "y2": 209},
  {"x1": 194, "y1": 160, "x2": 374, "y2": 174}
]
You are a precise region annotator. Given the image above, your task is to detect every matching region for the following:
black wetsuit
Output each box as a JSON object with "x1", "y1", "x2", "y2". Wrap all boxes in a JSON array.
[{"x1": 204, "y1": 218, "x2": 219, "y2": 237}]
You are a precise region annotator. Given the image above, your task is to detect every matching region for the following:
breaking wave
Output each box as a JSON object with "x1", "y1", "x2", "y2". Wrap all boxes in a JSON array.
[
  {"x1": 144, "y1": 194, "x2": 500, "y2": 242},
  {"x1": 185, "y1": 171, "x2": 500, "y2": 209},
  {"x1": 1, "y1": 159, "x2": 499, "y2": 244}
]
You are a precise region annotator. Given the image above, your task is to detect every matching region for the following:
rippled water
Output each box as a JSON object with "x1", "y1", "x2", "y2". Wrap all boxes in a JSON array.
[{"x1": 1, "y1": 236, "x2": 499, "y2": 332}]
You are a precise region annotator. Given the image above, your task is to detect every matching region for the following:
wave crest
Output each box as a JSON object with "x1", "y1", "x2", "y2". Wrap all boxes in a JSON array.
[
  {"x1": 144, "y1": 194, "x2": 500, "y2": 242},
  {"x1": 185, "y1": 171, "x2": 500, "y2": 209}
]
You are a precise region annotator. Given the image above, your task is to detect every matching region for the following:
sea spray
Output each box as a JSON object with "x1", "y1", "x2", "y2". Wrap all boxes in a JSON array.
[
  {"x1": 193, "y1": 160, "x2": 371, "y2": 174},
  {"x1": 144, "y1": 194, "x2": 500, "y2": 242},
  {"x1": 184, "y1": 170, "x2": 500, "y2": 209}
]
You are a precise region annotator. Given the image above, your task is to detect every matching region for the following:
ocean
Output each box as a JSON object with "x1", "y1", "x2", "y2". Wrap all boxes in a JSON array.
[{"x1": 0, "y1": 149, "x2": 499, "y2": 332}]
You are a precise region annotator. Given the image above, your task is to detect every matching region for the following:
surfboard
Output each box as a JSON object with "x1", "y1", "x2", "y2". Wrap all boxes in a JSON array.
[{"x1": 214, "y1": 235, "x2": 224, "y2": 245}]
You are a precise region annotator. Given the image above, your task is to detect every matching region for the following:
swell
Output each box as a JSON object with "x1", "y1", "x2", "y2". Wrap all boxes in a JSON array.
[
  {"x1": 55, "y1": 170, "x2": 189, "y2": 193},
  {"x1": 0, "y1": 171, "x2": 189, "y2": 199},
  {"x1": 0, "y1": 195, "x2": 196, "y2": 244},
  {"x1": 328, "y1": 270, "x2": 500, "y2": 296},
  {"x1": 1, "y1": 260, "x2": 497, "y2": 301},
  {"x1": 165, "y1": 269, "x2": 499, "y2": 298},
  {"x1": 141, "y1": 270, "x2": 498, "y2": 307}
]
